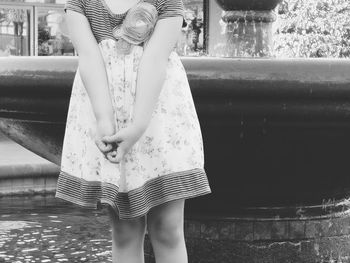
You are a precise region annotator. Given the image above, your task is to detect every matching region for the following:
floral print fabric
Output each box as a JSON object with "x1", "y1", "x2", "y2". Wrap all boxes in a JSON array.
[{"x1": 59, "y1": 39, "x2": 208, "y2": 194}]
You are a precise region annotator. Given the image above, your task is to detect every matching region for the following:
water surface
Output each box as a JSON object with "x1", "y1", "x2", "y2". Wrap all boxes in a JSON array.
[{"x1": 0, "y1": 195, "x2": 114, "y2": 263}]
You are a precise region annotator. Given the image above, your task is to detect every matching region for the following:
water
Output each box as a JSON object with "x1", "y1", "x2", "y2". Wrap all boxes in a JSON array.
[{"x1": 0, "y1": 195, "x2": 113, "y2": 263}]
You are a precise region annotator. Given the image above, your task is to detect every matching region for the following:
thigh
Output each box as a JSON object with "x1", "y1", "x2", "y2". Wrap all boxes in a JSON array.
[{"x1": 107, "y1": 205, "x2": 146, "y2": 232}]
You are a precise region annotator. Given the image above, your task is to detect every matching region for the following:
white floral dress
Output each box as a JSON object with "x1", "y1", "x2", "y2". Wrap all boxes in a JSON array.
[{"x1": 55, "y1": 0, "x2": 211, "y2": 220}]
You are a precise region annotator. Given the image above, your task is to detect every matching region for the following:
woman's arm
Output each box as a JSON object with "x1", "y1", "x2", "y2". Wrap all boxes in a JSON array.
[
  {"x1": 65, "y1": 10, "x2": 116, "y2": 157},
  {"x1": 132, "y1": 16, "x2": 183, "y2": 130},
  {"x1": 101, "y1": 16, "x2": 183, "y2": 163},
  {"x1": 65, "y1": 10, "x2": 114, "y2": 123}
]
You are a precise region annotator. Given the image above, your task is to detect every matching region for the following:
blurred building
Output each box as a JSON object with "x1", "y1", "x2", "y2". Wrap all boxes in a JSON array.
[{"x1": 0, "y1": 0, "x2": 206, "y2": 56}]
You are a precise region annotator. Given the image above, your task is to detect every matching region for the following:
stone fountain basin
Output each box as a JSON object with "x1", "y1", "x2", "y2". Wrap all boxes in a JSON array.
[
  {"x1": 215, "y1": 0, "x2": 282, "y2": 11},
  {"x1": 1, "y1": 57, "x2": 350, "y2": 219}
]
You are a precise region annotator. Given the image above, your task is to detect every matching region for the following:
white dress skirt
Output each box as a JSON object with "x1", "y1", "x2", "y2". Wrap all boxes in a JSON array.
[{"x1": 55, "y1": 39, "x2": 211, "y2": 220}]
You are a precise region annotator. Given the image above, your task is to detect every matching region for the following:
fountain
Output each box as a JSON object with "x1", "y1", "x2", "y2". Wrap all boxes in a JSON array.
[
  {"x1": 1, "y1": 0, "x2": 350, "y2": 262},
  {"x1": 209, "y1": 0, "x2": 281, "y2": 57},
  {"x1": 2, "y1": 56, "x2": 350, "y2": 262}
]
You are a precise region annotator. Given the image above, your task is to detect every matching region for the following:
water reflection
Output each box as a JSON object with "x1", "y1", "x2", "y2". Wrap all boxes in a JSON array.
[{"x1": 0, "y1": 199, "x2": 113, "y2": 262}]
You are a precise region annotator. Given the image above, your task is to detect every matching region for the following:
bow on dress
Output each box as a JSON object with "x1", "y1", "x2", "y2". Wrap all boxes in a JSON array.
[{"x1": 112, "y1": 2, "x2": 158, "y2": 54}]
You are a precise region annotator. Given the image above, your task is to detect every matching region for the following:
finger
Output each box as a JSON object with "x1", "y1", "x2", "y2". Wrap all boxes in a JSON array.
[
  {"x1": 106, "y1": 150, "x2": 119, "y2": 163},
  {"x1": 102, "y1": 134, "x2": 123, "y2": 143},
  {"x1": 106, "y1": 145, "x2": 125, "y2": 163},
  {"x1": 95, "y1": 139, "x2": 113, "y2": 153},
  {"x1": 102, "y1": 142, "x2": 113, "y2": 152}
]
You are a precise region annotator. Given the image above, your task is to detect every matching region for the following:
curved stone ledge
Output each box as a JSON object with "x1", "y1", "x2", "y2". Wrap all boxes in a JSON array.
[
  {"x1": 215, "y1": 0, "x2": 282, "y2": 11},
  {"x1": 2, "y1": 57, "x2": 350, "y2": 124}
]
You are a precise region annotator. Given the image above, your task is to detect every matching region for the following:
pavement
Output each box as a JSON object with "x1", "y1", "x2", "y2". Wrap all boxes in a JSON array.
[
  {"x1": 0, "y1": 130, "x2": 59, "y2": 192},
  {"x1": 0, "y1": 131, "x2": 53, "y2": 166}
]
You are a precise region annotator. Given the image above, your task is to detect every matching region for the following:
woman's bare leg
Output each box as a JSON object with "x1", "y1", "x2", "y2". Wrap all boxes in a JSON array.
[
  {"x1": 146, "y1": 199, "x2": 187, "y2": 263},
  {"x1": 107, "y1": 205, "x2": 146, "y2": 263}
]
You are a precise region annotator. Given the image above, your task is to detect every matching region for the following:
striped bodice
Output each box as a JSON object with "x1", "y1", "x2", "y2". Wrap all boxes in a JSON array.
[{"x1": 63, "y1": 0, "x2": 186, "y2": 43}]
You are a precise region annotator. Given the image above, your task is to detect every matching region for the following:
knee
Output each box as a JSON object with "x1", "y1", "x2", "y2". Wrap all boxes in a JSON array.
[
  {"x1": 148, "y1": 217, "x2": 184, "y2": 248},
  {"x1": 113, "y1": 222, "x2": 145, "y2": 248}
]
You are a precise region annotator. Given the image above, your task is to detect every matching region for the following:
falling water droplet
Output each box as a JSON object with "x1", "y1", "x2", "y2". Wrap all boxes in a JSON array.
[
  {"x1": 240, "y1": 117, "x2": 244, "y2": 139},
  {"x1": 262, "y1": 118, "x2": 267, "y2": 135}
]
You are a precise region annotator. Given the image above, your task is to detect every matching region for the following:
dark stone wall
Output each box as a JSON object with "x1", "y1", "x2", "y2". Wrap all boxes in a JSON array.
[{"x1": 145, "y1": 216, "x2": 350, "y2": 263}]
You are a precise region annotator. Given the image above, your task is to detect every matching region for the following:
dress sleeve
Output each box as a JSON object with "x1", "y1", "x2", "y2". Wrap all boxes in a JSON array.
[
  {"x1": 156, "y1": 0, "x2": 185, "y2": 20},
  {"x1": 64, "y1": 0, "x2": 86, "y2": 16}
]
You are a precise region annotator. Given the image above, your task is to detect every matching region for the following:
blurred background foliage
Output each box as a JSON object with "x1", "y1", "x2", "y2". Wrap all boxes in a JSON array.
[{"x1": 274, "y1": 0, "x2": 350, "y2": 58}]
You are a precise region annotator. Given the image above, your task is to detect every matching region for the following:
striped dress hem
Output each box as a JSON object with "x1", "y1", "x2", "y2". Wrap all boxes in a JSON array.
[{"x1": 55, "y1": 168, "x2": 211, "y2": 220}]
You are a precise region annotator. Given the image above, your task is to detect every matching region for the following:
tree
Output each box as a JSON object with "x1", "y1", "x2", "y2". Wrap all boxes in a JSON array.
[{"x1": 274, "y1": 0, "x2": 350, "y2": 58}]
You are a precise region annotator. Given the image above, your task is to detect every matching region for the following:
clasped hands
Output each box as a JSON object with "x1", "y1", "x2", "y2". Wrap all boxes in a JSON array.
[{"x1": 94, "y1": 118, "x2": 145, "y2": 163}]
